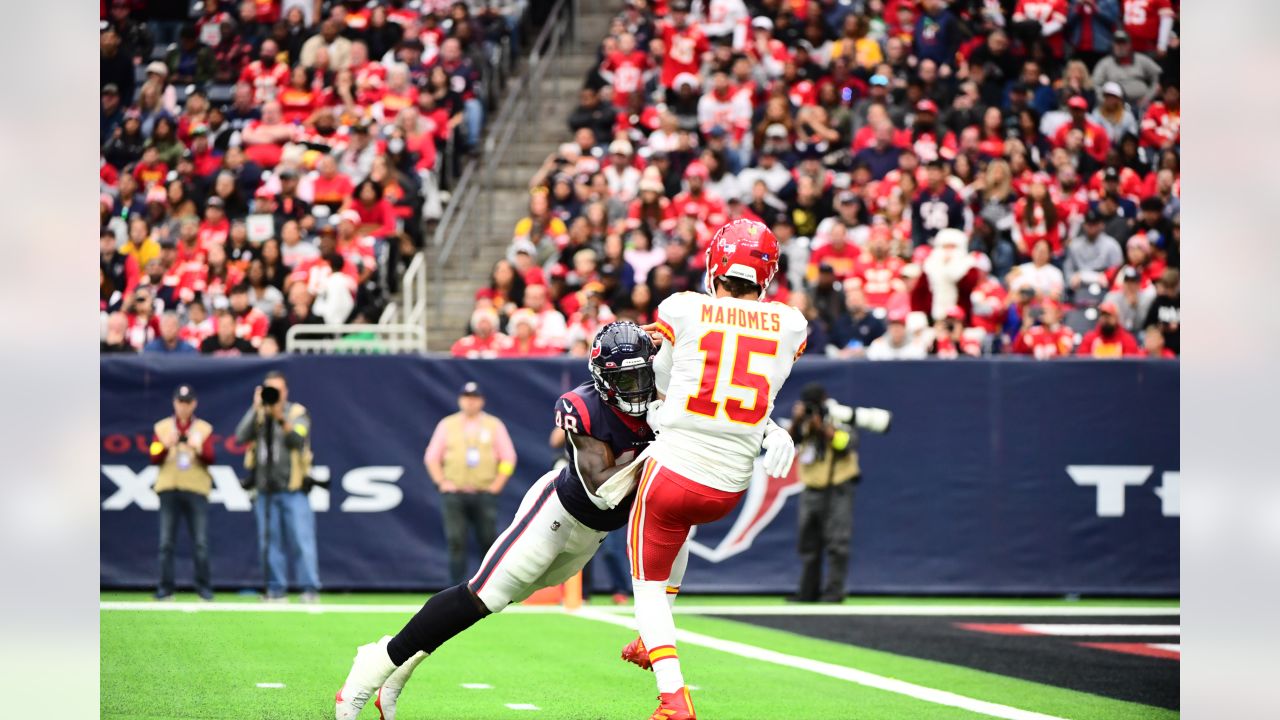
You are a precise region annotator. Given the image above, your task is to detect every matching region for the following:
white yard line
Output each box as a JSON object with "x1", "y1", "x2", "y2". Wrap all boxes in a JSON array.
[
  {"x1": 504, "y1": 703, "x2": 539, "y2": 710},
  {"x1": 572, "y1": 609, "x2": 1069, "y2": 720},
  {"x1": 254, "y1": 683, "x2": 285, "y2": 688},
  {"x1": 1019, "y1": 624, "x2": 1180, "y2": 636},
  {"x1": 460, "y1": 683, "x2": 493, "y2": 690},
  {"x1": 99, "y1": 601, "x2": 1178, "y2": 617}
]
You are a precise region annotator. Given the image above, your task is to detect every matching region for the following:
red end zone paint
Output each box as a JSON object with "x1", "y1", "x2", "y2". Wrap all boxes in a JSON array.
[
  {"x1": 1078, "y1": 642, "x2": 1181, "y2": 661},
  {"x1": 954, "y1": 623, "x2": 1042, "y2": 636}
]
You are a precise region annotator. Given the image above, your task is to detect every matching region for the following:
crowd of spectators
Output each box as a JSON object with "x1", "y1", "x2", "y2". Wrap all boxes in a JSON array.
[
  {"x1": 454, "y1": 0, "x2": 1179, "y2": 360},
  {"x1": 100, "y1": 0, "x2": 527, "y2": 355}
]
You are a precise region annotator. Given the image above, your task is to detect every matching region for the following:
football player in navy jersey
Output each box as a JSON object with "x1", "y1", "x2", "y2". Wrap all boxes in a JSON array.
[{"x1": 336, "y1": 321, "x2": 659, "y2": 720}]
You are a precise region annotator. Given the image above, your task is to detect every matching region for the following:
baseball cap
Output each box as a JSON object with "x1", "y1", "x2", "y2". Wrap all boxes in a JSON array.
[
  {"x1": 145, "y1": 61, "x2": 169, "y2": 77},
  {"x1": 751, "y1": 16, "x2": 773, "y2": 31},
  {"x1": 102, "y1": 83, "x2": 120, "y2": 96},
  {"x1": 1127, "y1": 233, "x2": 1151, "y2": 252},
  {"x1": 206, "y1": 196, "x2": 225, "y2": 208},
  {"x1": 1040, "y1": 298, "x2": 1061, "y2": 312},
  {"x1": 670, "y1": 0, "x2": 691, "y2": 11},
  {"x1": 608, "y1": 139, "x2": 633, "y2": 156},
  {"x1": 836, "y1": 190, "x2": 858, "y2": 205},
  {"x1": 945, "y1": 306, "x2": 966, "y2": 320},
  {"x1": 673, "y1": 72, "x2": 700, "y2": 90},
  {"x1": 1097, "y1": 301, "x2": 1120, "y2": 316},
  {"x1": 255, "y1": 185, "x2": 276, "y2": 199},
  {"x1": 765, "y1": 123, "x2": 789, "y2": 139},
  {"x1": 460, "y1": 381, "x2": 483, "y2": 397},
  {"x1": 340, "y1": 209, "x2": 362, "y2": 224},
  {"x1": 1103, "y1": 167, "x2": 1121, "y2": 181},
  {"x1": 1102, "y1": 81, "x2": 1124, "y2": 98},
  {"x1": 915, "y1": 98, "x2": 939, "y2": 114},
  {"x1": 1067, "y1": 95, "x2": 1089, "y2": 110},
  {"x1": 510, "y1": 238, "x2": 537, "y2": 256},
  {"x1": 869, "y1": 74, "x2": 889, "y2": 87},
  {"x1": 1113, "y1": 29, "x2": 1131, "y2": 42},
  {"x1": 173, "y1": 385, "x2": 197, "y2": 401},
  {"x1": 1120, "y1": 266, "x2": 1142, "y2": 283},
  {"x1": 707, "y1": 125, "x2": 728, "y2": 139},
  {"x1": 1085, "y1": 209, "x2": 1104, "y2": 223}
]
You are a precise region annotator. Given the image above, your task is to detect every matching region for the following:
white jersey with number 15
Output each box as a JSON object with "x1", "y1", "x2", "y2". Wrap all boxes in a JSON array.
[{"x1": 650, "y1": 291, "x2": 808, "y2": 493}]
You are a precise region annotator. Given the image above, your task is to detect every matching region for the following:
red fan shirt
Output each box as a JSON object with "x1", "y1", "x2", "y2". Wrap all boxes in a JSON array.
[
  {"x1": 278, "y1": 86, "x2": 319, "y2": 125},
  {"x1": 852, "y1": 255, "x2": 906, "y2": 308},
  {"x1": 1140, "y1": 101, "x2": 1180, "y2": 148},
  {"x1": 601, "y1": 50, "x2": 651, "y2": 107},
  {"x1": 1076, "y1": 327, "x2": 1140, "y2": 357},
  {"x1": 1014, "y1": 0, "x2": 1068, "y2": 57},
  {"x1": 1121, "y1": 0, "x2": 1175, "y2": 55},
  {"x1": 239, "y1": 60, "x2": 289, "y2": 104},
  {"x1": 1012, "y1": 324, "x2": 1076, "y2": 359},
  {"x1": 233, "y1": 307, "x2": 270, "y2": 345},
  {"x1": 1051, "y1": 118, "x2": 1110, "y2": 162},
  {"x1": 660, "y1": 22, "x2": 710, "y2": 88},
  {"x1": 808, "y1": 242, "x2": 861, "y2": 281}
]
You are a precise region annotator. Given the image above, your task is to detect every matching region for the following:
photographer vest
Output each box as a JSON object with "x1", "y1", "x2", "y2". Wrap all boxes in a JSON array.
[
  {"x1": 440, "y1": 412, "x2": 501, "y2": 492},
  {"x1": 153, "y1": 417, "x2": 214, "y2": 495},
  {"x1": 243, "y1": 402, "x2": 312, "y2": 492},
  {"x1": 798, "y1": 429, "x2": 860, "y2": 490}
]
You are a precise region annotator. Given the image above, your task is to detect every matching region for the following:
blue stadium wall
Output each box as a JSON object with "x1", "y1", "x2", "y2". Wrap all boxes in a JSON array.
[{"x1": 101, "y1": 356, "x2": 1179, "y2": 595}]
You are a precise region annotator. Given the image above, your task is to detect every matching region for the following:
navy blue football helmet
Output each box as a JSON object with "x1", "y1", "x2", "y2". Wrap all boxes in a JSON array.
[{"x1": 589, "y1": 321, "x2": 658, "y2": 416}]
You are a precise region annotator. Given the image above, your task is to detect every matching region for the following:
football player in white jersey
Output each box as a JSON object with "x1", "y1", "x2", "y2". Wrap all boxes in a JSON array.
[{"x1": 620, "y1": 218, "x2": 807, "y2": 719}]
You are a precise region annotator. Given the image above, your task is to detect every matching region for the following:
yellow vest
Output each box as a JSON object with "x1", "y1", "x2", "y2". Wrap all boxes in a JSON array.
[
  {"x1": 798, "y1": 433, "x2": 860, "y2": 490},
  {"x1": 153, "y1": 417, "x2": 214, "y2": 495},
  {"x1": 243, "y1": 403, "x2": 312, "y2": 492},
  {"x1": 440, "y1": 412, "x2": 502, "y2": 491}
]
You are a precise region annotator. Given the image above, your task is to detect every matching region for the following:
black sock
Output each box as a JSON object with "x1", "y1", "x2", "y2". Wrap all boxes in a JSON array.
[{"x1": 386, "y1": 583, "x2": 490, "y2": 665}]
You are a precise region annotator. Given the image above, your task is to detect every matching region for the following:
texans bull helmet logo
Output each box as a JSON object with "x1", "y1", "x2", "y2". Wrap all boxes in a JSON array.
[{"x1": 686, "y1": 457, "x2": 802, "y2": 563}]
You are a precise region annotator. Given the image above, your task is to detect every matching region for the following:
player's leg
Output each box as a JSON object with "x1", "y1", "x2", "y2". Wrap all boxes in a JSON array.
[
  {"x1": 621, "y1": 539, "x2": 687, "y2": 671},
  {"x1": 364, "y1": 473, "x2": 570, "y2": 719},
  {"x1": 629, "y1": 461, "x2": 742, "y2": 718}
]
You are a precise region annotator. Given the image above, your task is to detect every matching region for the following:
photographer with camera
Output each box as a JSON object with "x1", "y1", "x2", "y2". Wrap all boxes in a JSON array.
[
  {"x1": 789, "y1": 383, "x2": 892, "y2": 603},
  {"x1": 234, "y1": 371, "x2": 320, "y2": 603},
  {"x1": 148, "y1": 384, "x2": 216, "y2": 601}
]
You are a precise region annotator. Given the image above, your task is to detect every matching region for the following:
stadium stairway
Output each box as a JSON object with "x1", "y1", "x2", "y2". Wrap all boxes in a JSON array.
[{"x1": 422, "y1": 4, "x2": 614, "y2": 352}]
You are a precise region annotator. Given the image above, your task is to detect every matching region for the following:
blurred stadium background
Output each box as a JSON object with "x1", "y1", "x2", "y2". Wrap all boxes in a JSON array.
[{"x1": 100, "y1": 0, "x2": 1179, "y2": 717}]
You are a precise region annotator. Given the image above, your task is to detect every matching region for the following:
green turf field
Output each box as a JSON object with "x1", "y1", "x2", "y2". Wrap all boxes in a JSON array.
[{"x1": 100, "y1": 593, "x2": 1178, "y2": 720}]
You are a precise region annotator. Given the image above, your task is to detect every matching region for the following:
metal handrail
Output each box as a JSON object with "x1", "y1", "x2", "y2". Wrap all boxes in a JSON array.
[
  {"x1": 428, "y1": 0, "x2": 577, "y2": 317},
  {"x1": 285, "y1": 324, "x2": 426, "y2": 354}
]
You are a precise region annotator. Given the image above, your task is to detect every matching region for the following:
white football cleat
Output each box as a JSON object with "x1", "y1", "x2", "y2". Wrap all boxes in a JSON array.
[
  {"x1": 335, "y1": 636, "x2": 397, "y2": 720},
  {"x1": 374, "y1": 651, "x2": 428, "y2": 720}
]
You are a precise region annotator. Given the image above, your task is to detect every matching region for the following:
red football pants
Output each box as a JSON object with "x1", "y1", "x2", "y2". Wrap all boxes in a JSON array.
[{"x1": 627, "y1": 458, "x2": 743, "y2": 582}]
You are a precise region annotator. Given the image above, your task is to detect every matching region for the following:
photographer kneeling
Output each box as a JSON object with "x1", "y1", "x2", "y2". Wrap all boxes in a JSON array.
[
  {"x1": 789, "y1": 383, "x2": 892, "y2": 603},
  {"x1": 235, "y1": 371, "x2": 321, "y2": 602}
]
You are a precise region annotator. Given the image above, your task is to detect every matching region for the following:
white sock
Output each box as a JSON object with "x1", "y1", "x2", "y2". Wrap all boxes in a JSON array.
[{"x1": 633, "y1": 578, "x2": 684, "y2": 694}]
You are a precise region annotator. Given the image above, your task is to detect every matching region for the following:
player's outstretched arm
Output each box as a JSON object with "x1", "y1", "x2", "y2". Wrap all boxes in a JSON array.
[{"x1": 567, "y1": 432, "x2": 635, "y2": 495}]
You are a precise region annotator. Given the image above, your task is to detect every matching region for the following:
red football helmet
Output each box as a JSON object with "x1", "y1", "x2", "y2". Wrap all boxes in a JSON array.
[{"x1": 704, "y1": 219, "x2": 780, "y2": 296}]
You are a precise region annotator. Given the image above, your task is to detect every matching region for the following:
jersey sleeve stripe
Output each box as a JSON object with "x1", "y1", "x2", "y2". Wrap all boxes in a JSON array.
[
  {"x1": 562, "y1": 392, "x2": 592, "y2": 434},
  {"x1": 654, "y1": 318, "x2": 676, "y2": 343},
  {"x1": 793, "y1": 339, "x2": 808, "y2": 360}
]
